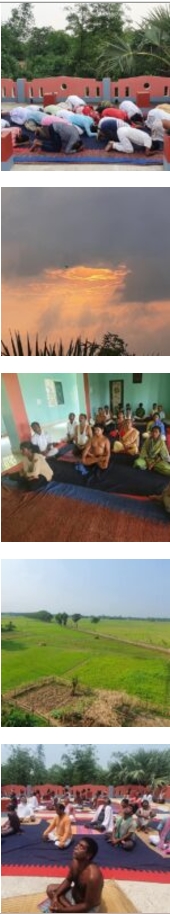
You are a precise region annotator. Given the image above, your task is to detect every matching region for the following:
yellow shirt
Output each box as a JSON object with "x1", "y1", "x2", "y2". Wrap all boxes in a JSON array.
[{"x1": 46, "y1": 814, "x2": 72, "y2": 845}]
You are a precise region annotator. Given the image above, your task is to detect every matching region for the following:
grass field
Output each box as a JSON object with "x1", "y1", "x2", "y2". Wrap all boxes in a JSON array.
[{"x1": 2, "y1": 616, "x2": 170, "y2": 710}]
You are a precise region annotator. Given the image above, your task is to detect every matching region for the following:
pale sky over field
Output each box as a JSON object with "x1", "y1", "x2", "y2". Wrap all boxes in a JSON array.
[
  {"x1": 1, "y1": 2, "x2": 168, "y2": 29},
  {"x1": 1, "y1": 743, "x2": 168, "y2": 766},
  {"x1": 2, "y1": 188, "x2": 170, "y2": 354},
  {"x1": 1, "y1": 559, "x2": 170, "y2": 618}
]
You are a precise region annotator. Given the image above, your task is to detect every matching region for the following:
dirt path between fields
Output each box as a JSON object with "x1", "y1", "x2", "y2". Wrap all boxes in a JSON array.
[{"x1": 79, "y1": 628, "x2": 170, "y2": 655}]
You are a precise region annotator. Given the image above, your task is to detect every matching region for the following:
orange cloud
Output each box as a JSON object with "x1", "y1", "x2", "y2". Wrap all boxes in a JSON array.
[{"x1": 1, "y1": 264, "x2": 170, "y2": 354}]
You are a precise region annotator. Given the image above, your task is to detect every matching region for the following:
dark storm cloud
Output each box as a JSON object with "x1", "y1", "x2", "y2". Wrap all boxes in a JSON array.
[{"x1": 1, "y1": 188, "x2": 170, "y2": 302}]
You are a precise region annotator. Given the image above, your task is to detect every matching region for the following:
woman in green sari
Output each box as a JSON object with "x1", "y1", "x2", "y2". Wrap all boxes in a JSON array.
[{"x1": 135, "y1": 425, "x2": 170, "y2": 475}]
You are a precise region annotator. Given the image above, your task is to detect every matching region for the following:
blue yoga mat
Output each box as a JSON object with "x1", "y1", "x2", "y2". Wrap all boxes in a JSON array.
[{"x1": 1, "y1": 820, "x2": 170, "y2": 872}]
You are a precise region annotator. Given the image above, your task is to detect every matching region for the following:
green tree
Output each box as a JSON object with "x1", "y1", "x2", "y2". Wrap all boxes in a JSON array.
[
  {"x1": 108, "y1": 748, "x2": 170, "y2": 787},
  {"x1": 62, "y1": 613, "x2": 68, "y2": 627},
  {"x1": 72, "y1": 614, "x2": 82, "y2": 627}
]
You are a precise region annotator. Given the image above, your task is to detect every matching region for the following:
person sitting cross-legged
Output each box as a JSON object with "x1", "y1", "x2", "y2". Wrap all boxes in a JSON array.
[
  {"x1": 43, "y1": 801, "x2": 72, "y2": 848},
  {"x1": 108, "y1": 803, "x2": 136, "y2": 851},
  {"x1": 113, "y1": 416, "x2": 139, "y2": 456},
  {"x1": 136, "y1": 800, "x2": 152, "y2": 831},
  {"x1": 1, "y1": 804, "x2": 22, "y2": 836},
  {"x1": 67, "y1": 412, "x2": 77, "y2": 442},
  {"x1": 46, "y1": 837, "x2": 103, "y2": 912},
  {"x1": 74, "y1": 414, "x2": 92, "y2": 456},
  {"x1": 83, "y1": 424, "x2": 110, "y2": 470},
  {"x1": 20, "y1": 441, "x2": 54, "y2": 484},
  {"x1": 135, "y1": 425, "x2": 170, "y2": 475}
]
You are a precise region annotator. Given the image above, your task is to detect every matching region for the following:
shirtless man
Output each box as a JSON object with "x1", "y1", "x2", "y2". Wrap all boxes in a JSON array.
[
  {"x1": 46, "y1": 837, "x2": 103, "y2": 912},
  {"x1": 83, "y1": 424, "x2": 110, "y2": 470}
]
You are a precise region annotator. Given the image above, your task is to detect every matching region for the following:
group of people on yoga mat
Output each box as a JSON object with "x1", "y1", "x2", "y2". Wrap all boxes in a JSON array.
[
  {"x1": 7, "y1": 401, "x2": 170, "y2": 513},
  {"x1": 2, "y1": 93, "x2": 170, "y2": 156},
  {"x1": 3, "y1": 791, "x2": 169, "y2": 912}
]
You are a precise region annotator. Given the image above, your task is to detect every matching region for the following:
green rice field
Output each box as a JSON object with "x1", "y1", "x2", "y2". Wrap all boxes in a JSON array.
[{"x1": 2, "y1": 616, "x2": 170, "y2": 710}]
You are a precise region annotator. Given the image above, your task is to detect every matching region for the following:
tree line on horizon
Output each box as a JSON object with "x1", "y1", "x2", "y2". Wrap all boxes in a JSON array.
[
  {"x1": 2, "y1": 2, "x2": 170, "y2": 80},
  {"x1": 2, "y1": 744, "x2": 170, "y2": 788},
  {"x1": 2, "y1": 611, "x2": 169, "y2": 625}
]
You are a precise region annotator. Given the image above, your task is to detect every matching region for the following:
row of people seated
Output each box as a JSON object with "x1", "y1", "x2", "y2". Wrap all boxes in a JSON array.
[
  {"x1": 5, "y1": 410, "x2": 170, "y2": 511},
  {"x1": 2, "y1": 95, "x2": 170, "y2": 157},
  {"x1": 15, "y1": 420, "x2": 170, "y2": 479}
]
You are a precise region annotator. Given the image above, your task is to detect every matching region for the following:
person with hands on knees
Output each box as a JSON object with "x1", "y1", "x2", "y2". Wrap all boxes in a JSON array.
[{"x1": 46, "y1": 836, "x2": 103, "y2": 912}]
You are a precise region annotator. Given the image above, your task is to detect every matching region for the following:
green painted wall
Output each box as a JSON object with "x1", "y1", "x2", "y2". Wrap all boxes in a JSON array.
[
  {"x1": 89, "y1": 373, "x2": 170, "y2": 416},
  {"x1": 18, "y1": 373, "x2": 85, "y2": 427},
  {"x1": 1, "y1": 379, "x2": 20, "y2": 450}
]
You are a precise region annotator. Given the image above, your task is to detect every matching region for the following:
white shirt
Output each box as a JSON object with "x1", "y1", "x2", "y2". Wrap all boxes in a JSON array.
[
  {"x1": 146, "y1": 107, "x2": 170, "y2": 128},
  {"x1": 10, "y1": 105, "x2": 42, "y2": 125},
  {"x1": 76, "y1": 425, "x2": 89, "y2": 447},
  {"x1": 67, "y1": 419, "x2": 77, "y2": 439},
  {"x1": 66, "y1": 95, "x2": 84, "y2": 109},
  {"x1": 120, "y1": 100, "x2": 142, "y2": 118},
  {"x1": 151, "y1": 119, "x2": 164, "y2": 142},
  {"x1": 91, "y1": 804, "x2": 104, "y2": 824},
  {"x1": 32, "y1": 431, "x2": 49, "y2": 452},
  {"x1": 103, "y1": 805, "x2": 113, "y2": 832},
  {"x1": 29, "y1": 795, "x2": 38, "y2": 811},
  {"x1": 117, "y1": 124, "x2": 152, "y2": 149},
  {"x1": 1, "y1": 119, "x2": 9, "y2": 130},
  {"x1": 31, "y1": 431, "x2": 57, "y2": 457}
]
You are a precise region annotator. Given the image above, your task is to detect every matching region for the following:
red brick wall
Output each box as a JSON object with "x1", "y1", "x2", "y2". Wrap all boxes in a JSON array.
[{"x1": 2, "y1": 75, "x2": 170, "y2": 102}]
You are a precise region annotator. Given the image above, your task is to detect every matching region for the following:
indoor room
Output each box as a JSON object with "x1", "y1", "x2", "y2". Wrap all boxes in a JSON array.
[{"x1": 1, "y1": 372, "x2": 170, "y2": 542}]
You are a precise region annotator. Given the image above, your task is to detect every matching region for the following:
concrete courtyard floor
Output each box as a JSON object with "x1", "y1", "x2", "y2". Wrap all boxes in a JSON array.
[
  {"x1": 1, "y1": 876, "x2": 170, "y2": 913},
  {"x1": 12, "y1": 163, "x2": 162, "y2": 171}
]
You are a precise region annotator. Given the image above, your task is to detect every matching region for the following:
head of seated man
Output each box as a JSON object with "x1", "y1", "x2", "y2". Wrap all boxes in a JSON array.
[{"x1": 46, "y1": 835, "x2": 103, "y2": 913}]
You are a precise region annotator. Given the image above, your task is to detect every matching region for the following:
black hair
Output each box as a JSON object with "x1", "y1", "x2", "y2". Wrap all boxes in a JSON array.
[
  {"x1": 121, "y1": 798, "x2": 129, "y2": 807},
  {"x1": 93, "y1": 422, "x2": 103, "y2": 430},
  {"x1": 104, "y1": 405, "x2": 109, "y2": 410},
  {"x1": 20, "y1": 440, "x2": 40, "y2": 453},
  {"x1": 54, "y1": 801, "x2": 65, "y2": 814},
  {"x1": 31, "y1": 421, "x2": 40, "y2": 429},
  {"x1": 79, "y1": 413, "x2": 87, "y2": 419},
  {"x1": 84, "y1": 836, "x2": 98, "y2": 860}
]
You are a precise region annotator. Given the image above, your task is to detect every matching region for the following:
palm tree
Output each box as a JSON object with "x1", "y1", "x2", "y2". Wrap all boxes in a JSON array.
[
  {"x1": 108, "y1": 748, "x2": 170, "y2": 786},
  {"x1": 1, "y1": 331, "x2": 129, "y2": 356},
  {"x1": 97, "y1": 5, "x2": 170, "y2": 78}
]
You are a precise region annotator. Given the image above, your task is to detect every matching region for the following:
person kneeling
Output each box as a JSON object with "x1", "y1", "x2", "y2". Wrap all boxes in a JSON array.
[
  {"x1": 83, "y1": 424, "x2": 110, "y2": 470},
  {"x1": 43, "y1": 801, "x2": 72, "y2": 848},
  {"x1": 46, "y1": 837, "x2": 103, "y2": 912}
]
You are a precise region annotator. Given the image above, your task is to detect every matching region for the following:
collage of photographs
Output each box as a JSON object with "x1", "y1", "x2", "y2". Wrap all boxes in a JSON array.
[{"x1": 1, "y1": 2, "x2": 170, "y2": 913}]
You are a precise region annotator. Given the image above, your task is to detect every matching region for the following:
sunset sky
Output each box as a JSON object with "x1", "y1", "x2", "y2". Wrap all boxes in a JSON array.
[{"x1": 2, "y1": 188, "x2": 170, "y2": 353}]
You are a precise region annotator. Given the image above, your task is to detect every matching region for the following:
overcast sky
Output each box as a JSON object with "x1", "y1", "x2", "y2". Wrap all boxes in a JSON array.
[
  {"x1": 2, "y1": 188, "x2": 170, "y2": 354},
  {"x1": 1, "y1": 2, "x2": 167, "y2": 29},
  {"x1": 1, "y1": 559, "x2": 170, "y2": 618},
  {"x1": 1, "y1": 743, "x2": 168, "y2": 766}
]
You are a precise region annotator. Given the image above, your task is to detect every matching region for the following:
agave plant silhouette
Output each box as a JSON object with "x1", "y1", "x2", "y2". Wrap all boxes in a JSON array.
[{"x1": 1, "y1": 331, "x2": 128, "y2": 356}]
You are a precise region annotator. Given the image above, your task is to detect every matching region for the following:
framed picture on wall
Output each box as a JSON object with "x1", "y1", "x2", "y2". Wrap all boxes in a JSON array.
[
  {"x1": 109, "y1": 379, "x2": 124, "y2": 413},
  {"x1": 133, "y1": 374, "x2": 143, "y2": 384}
]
